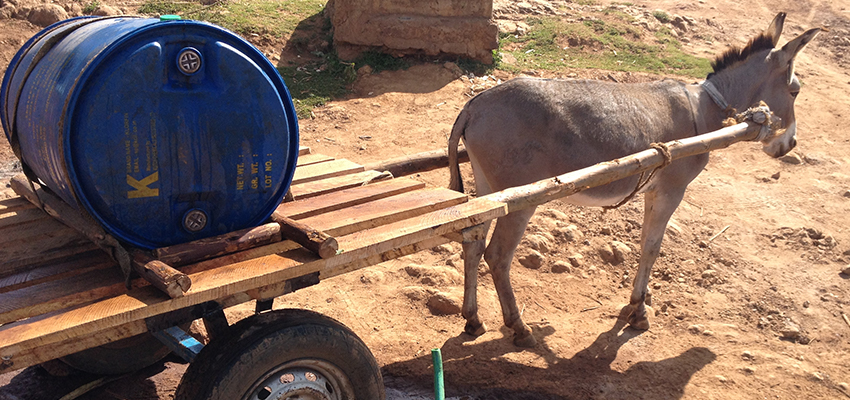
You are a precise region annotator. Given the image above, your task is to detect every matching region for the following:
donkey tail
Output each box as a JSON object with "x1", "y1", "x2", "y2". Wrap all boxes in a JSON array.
[{"x1": 448, "y1": 105, "x2": 470, "y2": 193}]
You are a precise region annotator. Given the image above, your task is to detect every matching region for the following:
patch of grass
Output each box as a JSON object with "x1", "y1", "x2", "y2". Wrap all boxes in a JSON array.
[
  {"x1": 138, "y1": 0, "x2": 326, "y2": 37},
  {"x1": 497, "y1": 15, "x2": 711, "y2": 78},
  {"x1": 278, "y1": 53, "x2": 356, "y2": 119},
  {"x1": 652, "y1": 10, "x2": 671, "y2": 23},
  {"x1": 82, "y1": 0, "x2": 100, "y2": 14}
]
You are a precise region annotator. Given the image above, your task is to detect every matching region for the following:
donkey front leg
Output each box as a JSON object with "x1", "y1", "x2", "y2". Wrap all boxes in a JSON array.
[
  {"x1": 461, "y1": 222, "x2": 491, "y2": 337},
  {"x1": 628, "y1": 188, "x2": 687, "y2": 330},
  {"x1": 484, "y1": 207, "x2": 537, "y2": 347}
]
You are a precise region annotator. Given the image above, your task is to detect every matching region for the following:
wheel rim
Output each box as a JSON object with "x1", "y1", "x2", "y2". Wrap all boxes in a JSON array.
[{"x1": 243, "y1": 359, "x2": 356, "y2": 400}]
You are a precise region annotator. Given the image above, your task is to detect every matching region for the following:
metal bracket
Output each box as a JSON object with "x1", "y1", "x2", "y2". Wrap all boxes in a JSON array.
[
  {"x1": 145, "y1": 300, "x2": 223, "y2": 332},
  {"x1": 151, "y1": 326, "x2": 204, "y2": 363}
]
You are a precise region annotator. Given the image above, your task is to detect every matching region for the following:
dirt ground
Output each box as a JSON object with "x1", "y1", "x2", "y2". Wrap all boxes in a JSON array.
[{"x1": 1, "y1": 0, "x2": 850, "y2": 399}]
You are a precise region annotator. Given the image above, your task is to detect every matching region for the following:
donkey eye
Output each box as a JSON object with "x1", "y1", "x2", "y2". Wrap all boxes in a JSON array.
[{"x1": 790, "y1": 91, "x2": 800, "y2": 98}]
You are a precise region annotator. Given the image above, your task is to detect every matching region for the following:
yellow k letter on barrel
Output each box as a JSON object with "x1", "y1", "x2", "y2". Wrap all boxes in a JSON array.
[{"x1": 127, "y1": 172, "x2": 160, "y2": 199}]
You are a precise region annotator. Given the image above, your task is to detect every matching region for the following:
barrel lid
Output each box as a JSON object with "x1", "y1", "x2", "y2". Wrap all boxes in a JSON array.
[{"x1": 63, "y1": 19, "x2": 299, "y2": 248}]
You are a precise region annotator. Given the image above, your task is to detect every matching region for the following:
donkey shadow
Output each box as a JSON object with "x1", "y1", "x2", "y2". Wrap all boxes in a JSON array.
[{"x1": 384, "y1": 308, "x2": 716, "y2": 399}]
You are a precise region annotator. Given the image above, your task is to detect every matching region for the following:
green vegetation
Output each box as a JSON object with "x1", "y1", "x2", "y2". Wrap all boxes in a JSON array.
[
  {"x1": 497, "y1": 14, "x2": 711, "y2": 78},
  {"x1": 138, "y1": 0, "x2": 325, "y2": 37},
  {"x1": 652, "y1": 10, "x2": 671, "y2": 23},
  {"x1": 82, "y1": 0, "x2": 100, "y2": 14},
  {"x1": 278, "y1": 53, "x2": 356, "y2": 119}
]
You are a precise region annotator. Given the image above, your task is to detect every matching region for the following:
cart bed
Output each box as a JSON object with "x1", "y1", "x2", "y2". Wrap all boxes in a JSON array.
[{"x1": 0, "y1": 147, "x2": 506, "y2": 372}]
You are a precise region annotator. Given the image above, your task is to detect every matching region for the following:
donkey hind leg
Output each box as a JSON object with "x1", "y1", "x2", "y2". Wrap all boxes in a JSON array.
[
  {"x1": 627, "y1": 187, "x2": 687, "y2": 330},
  {"x1": 461, "y1": 221, "x2": 492, "y2": 337},
  {"x1": 484, "y1": 206, "x2": 538, "y2": 347}
]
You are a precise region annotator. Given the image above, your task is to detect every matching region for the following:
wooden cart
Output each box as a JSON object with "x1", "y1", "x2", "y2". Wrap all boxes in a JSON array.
[
  {"x1": 0, "y1": 146, "x2": 504, "y2": 399},
  {"x1": 0, "y1": 120, "x2": 763, "y2": 399}
]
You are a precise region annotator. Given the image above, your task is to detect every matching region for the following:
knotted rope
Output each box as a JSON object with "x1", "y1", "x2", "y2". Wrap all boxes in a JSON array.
[
  {"x1": 722, "y1": 101, "x2": 781, "y2": 142},
  {"x1": 603, "y1": 142, "x2": 673, "y2": 211}
]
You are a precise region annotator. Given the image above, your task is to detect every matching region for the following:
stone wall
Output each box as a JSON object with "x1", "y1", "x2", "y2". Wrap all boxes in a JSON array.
[{"x1": 327, "y1": 0, "x2": 498, "y2": 63}]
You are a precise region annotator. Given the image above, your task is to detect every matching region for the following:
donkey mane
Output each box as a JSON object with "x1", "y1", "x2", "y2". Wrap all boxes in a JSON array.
[{"x1": 709, "y1": 33, "x2": 776, "y2": 77}]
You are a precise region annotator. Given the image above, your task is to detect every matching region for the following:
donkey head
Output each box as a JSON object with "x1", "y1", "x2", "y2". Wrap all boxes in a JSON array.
[{"x1": 710, "y1": 13, "x2": 822, "y2": 158}]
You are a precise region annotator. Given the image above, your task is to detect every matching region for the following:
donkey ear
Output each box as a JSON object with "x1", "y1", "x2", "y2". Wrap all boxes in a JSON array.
[
  {"x1": 781, "y1": 27, "x2": 823, "y2": 61},
  {"x1": 765, "y1": 12, "x2": 786, "y2": 47}
]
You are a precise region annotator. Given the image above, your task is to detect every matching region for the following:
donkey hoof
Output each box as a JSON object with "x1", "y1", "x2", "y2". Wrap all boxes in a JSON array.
[
  {"x1": 464, "y1": 321, "x2": 487, "y2": 337},
  {"x1": 627, "y1": 306, "x2": 653, "y2": 331},
  {"x1": 513, "y1": 332, "x2": 537, "y2": 348}
]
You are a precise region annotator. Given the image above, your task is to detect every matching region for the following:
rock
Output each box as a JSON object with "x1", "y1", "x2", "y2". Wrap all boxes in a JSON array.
[
  {"x1": 843, "y1": 190, "x2": 850, "y2": 198},
  {"x1": 401, "y1": 286, "x2": 428, "y2": 301},
  {"x1": 27, "y1": 4, "x2": 67, "y2": 26},
  {"x1": 702, "y1": 330, "x2": 714, "y2": 336},
  {"x1": 426, "y1": 292, "x2": 462, "y2": 315},
  {"x1": 555, "y1": 224, "x2": 583, "y2": 242},
  {"x1": 524, "y1": 234, "x2": 552, "y2": 254},
  {"x1": 360, "y1": 270, "x2": 384, "y2": 284},
  {"x1": 568, "y1": 253, "x2": 584, "y2": 268},
  {"x1": 688, "y1": 324, "x2": 705, "y2": 334},
  {"x1": 443, "y1": 62, "x2": 463, "y2": 77},
  {"x1": 780, "y1": 322, "x2": 801, "y2": 340},
  {"x1": 92, "y1": 4, "x2": 121, "y2": 16},
  {"x1": 742, "y1": 351, "x2": 754, "y2": 361},
  {"x1": 64, "y1": 2, "x2": 82, "y2": 17},
  {"x1": 838, "y1": 382, "x2": 849, "y2": 392},
  {"x1": 0, "y1": 5, "x2": 15, "y2": 19},
  {"x1": 431, "y1": 243, "x2": 454, "y2": 254},
  {"x1": 404, "y1": 264, "x2": 462, "y2": 286},
  {"x1": 743, "y1": 366, "x2": 756, "y2": 374},
  {"x1": 842, "y1": 265, "x2": 850, "y2": 275},
  {"x1": 357, "y1": 65, "x2": 373, "y2": 76},
  {"x1": 779, "y1": 152, "x2": 803, "y2": 164},
  {"x1": 597, "y1": 243, "x2": 616, "y2": 264},
  {"x1": 771, "y1": 172, "x2": 781, "y2": 180},
  {"x1": 519, "y1": 250, "x2": 545, "y2": 269},
  {"x1": 666, "y1": 219, "x2": 684, "y2": 237},
  {"x1": 445, "y1": 253, "x2": 462, "y2": 269},
  {"x1": 611, "y1": 241, "x2": 631, "y2": 264},
  {"x1": 716, "y1": 375, "x2": 728, "y2": 383},
  {"x1": 811, "y1": 372, "x2": 824, "y2": 381},
  {"x1": 552, "y1": 261, "x2": 572, "y2": 274}
]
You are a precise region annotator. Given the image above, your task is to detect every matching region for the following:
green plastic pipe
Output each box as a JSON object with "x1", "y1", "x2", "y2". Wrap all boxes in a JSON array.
[{"x1": 432, "y1": 348, "x2": 445, "y2": 400}]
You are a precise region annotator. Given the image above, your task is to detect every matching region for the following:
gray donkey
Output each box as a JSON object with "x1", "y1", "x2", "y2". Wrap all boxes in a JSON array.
[{"x1": 448, "y1": 13, "x2": 821, "y2": 347}]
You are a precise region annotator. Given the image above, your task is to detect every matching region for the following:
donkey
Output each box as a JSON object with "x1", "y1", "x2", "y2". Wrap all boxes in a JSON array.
[{"x1": 447, "y1": 13, "x2": 821, "y2": 347}]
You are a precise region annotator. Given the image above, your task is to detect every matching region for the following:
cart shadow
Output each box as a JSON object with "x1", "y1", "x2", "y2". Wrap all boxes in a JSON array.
[
  {"x1": 383, "y1": 308, "x2": 717, "y2": 399},
  {"x1": 0, "y1": 358, "x2": 172, "y2": 400}
]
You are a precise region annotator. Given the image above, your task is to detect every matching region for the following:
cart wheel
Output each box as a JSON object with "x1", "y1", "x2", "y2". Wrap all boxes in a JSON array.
[
  {"x1": 59, "y1": 332, "x2": 173, "y2": 375},
  {"x1": 175, "y1": 309, "x2": 385, "y2": 400}
]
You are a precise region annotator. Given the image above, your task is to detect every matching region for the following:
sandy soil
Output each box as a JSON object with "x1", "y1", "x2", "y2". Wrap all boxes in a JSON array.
[{"x1": 1, "y1": 0, "x2": 850, "y2": 399}]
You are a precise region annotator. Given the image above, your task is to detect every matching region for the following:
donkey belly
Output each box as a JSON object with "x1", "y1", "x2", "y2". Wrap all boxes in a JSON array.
[{"x1": 561, "y1": 178, "x2": 641, "y2": 207}]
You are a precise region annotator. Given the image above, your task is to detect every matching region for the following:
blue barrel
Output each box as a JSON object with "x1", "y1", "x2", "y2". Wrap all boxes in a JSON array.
[{"x1": 1, "y1": 16, "x2": 299, "y2": 249}]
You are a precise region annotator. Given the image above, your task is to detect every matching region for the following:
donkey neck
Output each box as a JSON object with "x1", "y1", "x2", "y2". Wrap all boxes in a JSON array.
[{"x1": 687, "y1": 83, "x2": 728, "y2": 135}]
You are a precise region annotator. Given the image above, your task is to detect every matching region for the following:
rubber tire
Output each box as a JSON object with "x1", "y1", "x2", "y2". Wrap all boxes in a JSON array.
[
  {"x1": 174, "y1": 309, "x2": 385, "y2": 400},
  {"x1": 59, "y1": 332, "x2": 173, "y2": 375}
]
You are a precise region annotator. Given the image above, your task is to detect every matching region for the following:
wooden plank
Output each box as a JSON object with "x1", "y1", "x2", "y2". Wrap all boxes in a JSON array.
[
  {"x1": 277, "y1": 177, "x2": 425, "y2": 220},
  {"x1": 0, "y1": 235, "x2": 97, "y2": 278},
  {"x1": 298, "y1": 146, "x2": 311, "y2": 155},
  {"x1": 301, "y1": 188, "x2": 468, "y2": 237},
  {"x1": 0, "y1": 207, "x2": 50, "y2": 229},
  {"x1": 0, "y1": 186, "x2": 466, "y2": 324},
  {"x1": 0, "y1": 197, "x2": 33, "y2": 215},
  {"x1": 0, "y1": 218, "x2": 75, "y2": 246},
  {"x1": 0, "y1": 235, "x2": 453, "y2": 372},
  {"x1": 0, "y1": 250, "x2": 113, "y2": 293},
  {"x1": 0, "y1": 198, "x2": 506, "y2": 371},
  {"x1": 289, "y1": 170, "x2": 387, "y2": 200},
  {"x1": 291, "y1": 159, "x2": 364, "y2": 185},
  {"x1": 296, "y1": 153, "x2": 335, "y2": 167}
]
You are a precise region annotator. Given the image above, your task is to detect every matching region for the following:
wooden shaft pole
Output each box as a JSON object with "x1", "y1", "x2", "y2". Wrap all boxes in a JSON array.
[
  {"x1": 362, "y1": 147, "x2": 469, "y2": 177},
  {"x1": 130, "y1": 251, "x2": 192, "y2": 298},
  {"x1": 482, "y1": 122, "x2": 758, "y2": 213},
  {"x1": 154, "y1": 223, "x2": 282, "y2": 266}
]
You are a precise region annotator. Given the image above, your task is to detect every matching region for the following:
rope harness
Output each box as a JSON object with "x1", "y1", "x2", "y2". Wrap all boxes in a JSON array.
[{"x1": 604, "y1": 82, "x2": 778, "y2": 211}]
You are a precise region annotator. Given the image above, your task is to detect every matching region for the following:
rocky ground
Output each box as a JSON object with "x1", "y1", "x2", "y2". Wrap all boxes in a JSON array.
[{"x1": 1, "y1": 0, "x2": 850, "y2": 399}]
